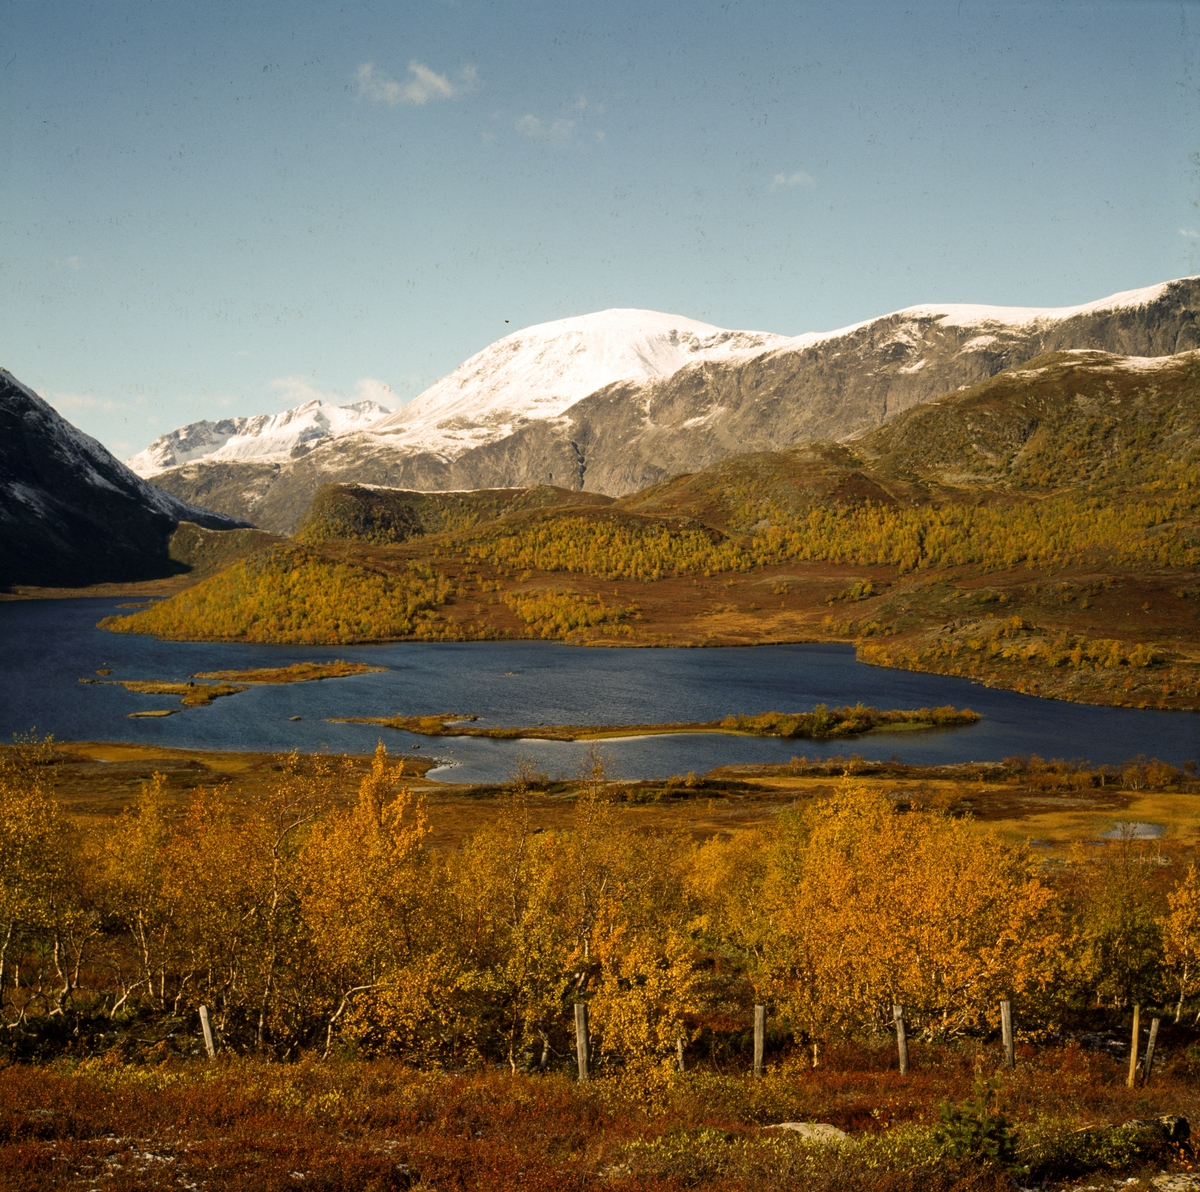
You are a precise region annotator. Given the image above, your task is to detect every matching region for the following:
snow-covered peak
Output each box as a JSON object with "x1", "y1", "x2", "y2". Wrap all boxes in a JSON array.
[
  {"x1": 127, "y1": 277, "x2": 1196, "y2": 478},
  {"x1": 127, "y1": 398, "x2": 390, "y2": 476},
  {"x1": 367, "y1": 309, "x2": 789, "y2": 458}
]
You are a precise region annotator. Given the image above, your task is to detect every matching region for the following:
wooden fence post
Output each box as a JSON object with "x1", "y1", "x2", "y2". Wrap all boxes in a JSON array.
[
  {"x1": 1126, "y1": 1003, "x2": 1141, "y2": 1088},
  {"x1": 753, "y1": 1004, "x2": 766, "y2": 1077},
  {"x1": 999, "y1": 998, "x2": 1015, "y2": 1069},
  {"x1": 574, "y1": 1003, "x2": 590, "y2": 1081},
  {"x1": 1142, "y1": 1017, "x2": 1160, "y2": 1086},
  {"x1": 893, "y1": 1004, "x2": 909, "y2": 1076},
  {"x1": 198, "y1": 1004, "x2": 216, "y2": 1058}
]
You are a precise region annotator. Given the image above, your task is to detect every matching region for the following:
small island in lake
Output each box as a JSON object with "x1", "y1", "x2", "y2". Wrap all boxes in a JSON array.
[
  {"x1": 79, "y1": 678, "x2": 248, "y2": 707},
  {"x1": 191, "y1": 660, "x2": 387, "y2": 683},
  {"x1": 330, "y1": 703, "x2": 981, "y2": 741},
  {"x1": 78, "y1": 661, "x2": 387, "y2": 713}
]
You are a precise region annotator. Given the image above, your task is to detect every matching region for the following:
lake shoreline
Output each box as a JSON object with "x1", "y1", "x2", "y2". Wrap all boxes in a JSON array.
[{"x1": 3, "y1": 599, "x2": 1197, "y2": 774}]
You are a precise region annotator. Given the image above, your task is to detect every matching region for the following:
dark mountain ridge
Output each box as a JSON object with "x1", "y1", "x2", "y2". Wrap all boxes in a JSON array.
[{"x1": 0, "y1": 369, "x2": 249, "y2": 588}]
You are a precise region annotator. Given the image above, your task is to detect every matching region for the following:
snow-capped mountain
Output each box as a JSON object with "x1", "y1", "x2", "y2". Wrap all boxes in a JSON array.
[
  {"x1": 142, "y1": 277, "x2": 1200, "y2": 532},
  {"x1": 127, "y1": 398, "x2": 390, "y2": 476},
  {"x1": 0, "y1": 369, "x2": 247, "y2": 588},
  {"x1": 369, "y1": 310, "x2": 788, "y2": 459}
]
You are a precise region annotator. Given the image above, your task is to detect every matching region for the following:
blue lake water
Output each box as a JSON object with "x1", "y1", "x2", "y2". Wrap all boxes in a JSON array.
[{"x1": 0, "y1": 597, "x2": 1195, "y2": 783}]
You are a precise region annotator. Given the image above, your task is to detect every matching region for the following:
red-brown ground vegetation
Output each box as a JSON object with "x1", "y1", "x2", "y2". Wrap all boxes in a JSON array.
[{"x1": 0, "y1": 1041, "x2": 1197, "y2": 1191}]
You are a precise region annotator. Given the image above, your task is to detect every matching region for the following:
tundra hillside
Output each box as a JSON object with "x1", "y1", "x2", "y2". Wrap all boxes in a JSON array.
[{"x1": 102, "y1": 351, "x2": 1200, "y2": 710}]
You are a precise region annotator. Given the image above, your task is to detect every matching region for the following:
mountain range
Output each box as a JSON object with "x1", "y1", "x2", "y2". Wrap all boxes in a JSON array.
[
  {"x1": 134, "y1": 277, "x2": 1200, "y2": 533},
  {"x1": 127, "y1": 397, "x2": 391, "y2": 475}
]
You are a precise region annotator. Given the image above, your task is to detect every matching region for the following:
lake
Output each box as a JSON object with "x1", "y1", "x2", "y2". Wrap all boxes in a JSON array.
[{"x1": 0, "y1": 597, "x2": 1195, "y2": 783}]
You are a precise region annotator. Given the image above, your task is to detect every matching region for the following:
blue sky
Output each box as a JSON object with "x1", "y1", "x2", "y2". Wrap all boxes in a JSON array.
[{"x1": 2, "y1": 0, "x2": 1196, "y2": 456}]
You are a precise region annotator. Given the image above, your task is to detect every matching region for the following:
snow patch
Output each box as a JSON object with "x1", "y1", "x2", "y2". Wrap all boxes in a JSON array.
[
  {"x1": 901, "y1": 279, "x2": 1180, "y2": 331},
  {"x1": 1108, "y1": 354, "x2": 1186, "y2": 372},
  {"x1": 681, "y1": 406, "x2": 727, "y2": 429}
]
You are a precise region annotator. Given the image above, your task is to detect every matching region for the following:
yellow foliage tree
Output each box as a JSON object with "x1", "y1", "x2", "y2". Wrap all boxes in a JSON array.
[
  {"x1": 757, "y1": 786, "x2": 1060, "y2": 1047},
  {"x1": 101, "y1": 772, "x2": 178, "y2": 1015},
  {"x1": 1161, "y1": 863, "x2": 1200, "y2": 1023},
  {"x1": 0, "y1": 738, "x2": 78, "y2": 1020},
  {"x1": 300, "y1": 743, "x2": 433, "y2": 1055}
]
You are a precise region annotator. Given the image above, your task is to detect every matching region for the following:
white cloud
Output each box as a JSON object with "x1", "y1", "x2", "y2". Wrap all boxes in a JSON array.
[
  {"x1": 269, "y1": 376, "x2": 395, "y2": 410},
  {"x1": 515, "y1": 114, "x2": 576, "y2": 141},
  {"x1": 355, "y1": 61, "x2": 476, "y2": 107},
  {"x1": 770, "y1": 171, "x2": 816, "y2": 190},
  {"x1": 269, "y1": 376, "x2": 326, "y2": 405},
  {"x1": 1181, "y1": 228, "x2": 1200, "y2": 239},
  {"x1": 50, "y1": 392, "x2": 128, "y2": 415},
  {"x1": 352, "y1": 377, "x2": 395, "y2": 406}
]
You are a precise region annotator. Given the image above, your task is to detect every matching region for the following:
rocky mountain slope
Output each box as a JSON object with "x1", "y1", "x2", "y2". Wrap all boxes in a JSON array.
[
  {"x1": 145, "y1": 277, "x2": 1200, "y2": 533},
  {"x1": 0, "y1": 369, "x2": 249, "y2": 588}
]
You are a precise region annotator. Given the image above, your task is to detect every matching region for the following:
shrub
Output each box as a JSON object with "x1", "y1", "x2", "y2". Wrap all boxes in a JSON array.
[{"x1": 931, "y1": 1080, "x2": 1018, "y2": 1169}]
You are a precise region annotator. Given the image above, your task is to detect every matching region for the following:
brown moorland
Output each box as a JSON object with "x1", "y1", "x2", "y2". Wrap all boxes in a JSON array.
[
  {"x1": 1, "y1": 1045, "x2": 1198, "y2": 1192},
  {"x1": 18, "y1": 739, "x2": 1198, "y2": 852}
]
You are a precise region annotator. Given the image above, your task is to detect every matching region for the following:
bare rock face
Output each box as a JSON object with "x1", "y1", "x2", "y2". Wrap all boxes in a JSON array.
[
  {"x1": 145, "y1": 277, "x2": 1200, "y2": 534},
  {"x1": 763, "y1": 1123, "x2": 850, "y2": 1145},
  {"x1": 0, "y1": 370, "x2": 247, "y2": 588}
]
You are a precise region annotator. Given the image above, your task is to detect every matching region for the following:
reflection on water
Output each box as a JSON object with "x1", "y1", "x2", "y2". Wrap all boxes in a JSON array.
[
  {"x1": 1101, "y1": 821, "x2": 1165, "y2": 840},
  {"x1": 0, "y1": 597, "x2": 1195, "y2": 784}
]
